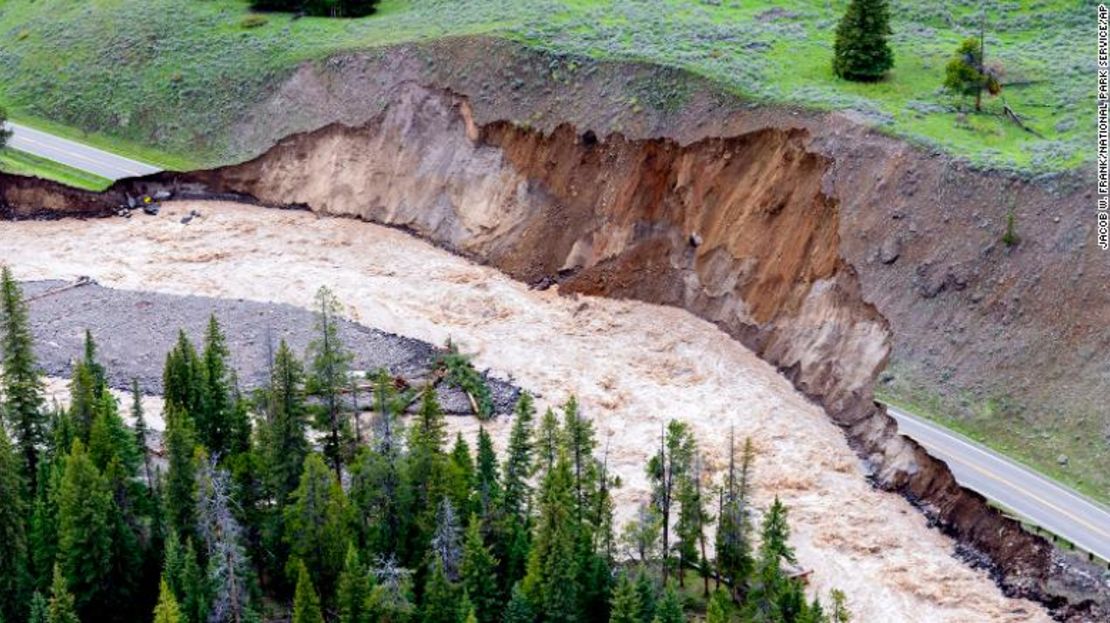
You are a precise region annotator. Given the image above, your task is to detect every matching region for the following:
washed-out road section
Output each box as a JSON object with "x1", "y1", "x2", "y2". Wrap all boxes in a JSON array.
[
  {"x1": 888, "y1": 406, "x2": 1110, "y2": 563},
  {"x1": 4, "y1": 122, "x2": 161, "y2": 180}
]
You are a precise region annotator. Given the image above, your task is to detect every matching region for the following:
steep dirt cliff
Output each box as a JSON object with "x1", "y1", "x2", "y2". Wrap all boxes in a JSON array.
[{"x1": 3, "y1": 77, "x2": 1104, "y2": 619}]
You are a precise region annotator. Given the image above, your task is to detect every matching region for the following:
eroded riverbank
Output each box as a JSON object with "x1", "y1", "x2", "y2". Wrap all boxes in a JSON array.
[{"x1": 0, "y1": 201, "x2": 1051, "y2": 622}]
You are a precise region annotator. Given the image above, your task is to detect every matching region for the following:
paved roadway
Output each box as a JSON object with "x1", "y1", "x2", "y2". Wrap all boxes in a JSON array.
[
  {"x1": 887, "y1": 405, "x2": 1110, "y2": 562},
  {"x1": 4, "y1": 122, "x2": 160, "y2": 180}
]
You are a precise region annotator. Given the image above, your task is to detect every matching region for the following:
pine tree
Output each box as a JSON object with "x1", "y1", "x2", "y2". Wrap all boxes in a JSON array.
[
  {"x1": 409, "y1": 386, "x2": 451, "y2": 554},
  {"x1": 199, "y1": 315, "x2": 233, "y2": 457},
  {"x1": 449, "y1": 433, "x2": 476, "y2": 516},
  {"x1": 498, "y1": 394, "x2": 536, "y2": 589},
  {"x1": 608, "y1": 573, "x2": 640, "y2": 623},
  {"x1": 88, "y1": 392, "x2": 140, "y2": 476},
  {"x1": 675, "y1": 453, "x2": 709, "y2": 593},
  {"x1": 759, "y1": 498, "x2": 795, "y2": 565},
  {"x1": 633, "y1": 572, "x2": 655, "y2": 623},
  {"x1": 29, "y1": 459, "x2": 61, "y2": 592},
  {"x1": 153, "y1": 578, "x2": 182, "y2": 623},
  {"x1": 0, "y1": 427, "x2": 29, "y2": 623},
  {"x1": 0, "y1": 266, "x2": 46, "y2": 483},
  {"x1": 47, "y1": 565, "x2": 79, "y2": 623},
  {"x1": 561, "y1": 397, "x2": 598, "y2": 525},
  {"x1": 130, "y1": 380, "x2": 156, "y2": 491},
  {"x1": 461, "y1": 516, "x2": 499, "y2": 623},
  {"x1": 746, "y1": 498, "x2": 794, "y2": 623},
  {"x1": 652, "y1": 583, "x2": 683, "y2": 623},
  {"x1": 832, "y1": 0, "x2": 894, "y2": 82},
  {"x1": 521, "y1": 454, "x2": 579, "y2": 623},
  {"x1": 68, "y1": 331, "x2": 107, "y2": 446},
  {"x1": 163, "y1": 331, "x2": 204, "y2": 422},
  {"x1": 501, "y1": 583, "x2": 533, "y2": 623},
  {"x1": 705, "y1": 590, "x2": 731, "y2": 623},
  {"x1": 28, "y1": 591, "x2": 48, "y2": 623},
  {"x1": 337, "y1": 543, "x2": 372, "y2": 623},
  {"x1": 293, "y1": 561, "x2": 326, "y2": 623},
  {"x1": 163, "y1": 409, "x2": 198, "y2": 538},
  {"x1": 285, "y1": 453, "x2": 351, "y2": 600},
  {"x1": 460, "y1": 600, "x2": 479, "y2": 623},
  {"x1": 259, "y1": 340, "x2": 310, "y2": 506},
  {"x1": 715, "y1": 434, "x2": 754, "y2": 603},
  {"x1": 307, "y1": 286, "x2": 353, "y2": 478},
  {"x1": 57, "y1": 440, "x2": 112, "y2": 616},
  {"x1": 802, "y1": 597, "x2": 826, "y2": 623},
  {"x1": 103, "y1": 454, "x2": 144, "y2": 621},
  {"x1": 177, "y1": 538, "x2": 210, "y2": 623},
  {"x1": 348, "y1": 444, "x2": 413, "y2": 562},
  {"x1": 647, "y1": 420, "x2": 693, "y2": 584},
  {"x1": 536, "y1": 408, "x2": 560, "y2": 477},
  {"x1": 501, "y1": 393, "x2": 535, "y2": 522},
  {"x1": 473, "y1": 427, "x2": 500, "y2": 521},
  {"x1": 228, "y1": 375, "x2": 253, "y2": 457},
  {"x1": 421, "y1": 559, "x2": 459, "y2": 623}
]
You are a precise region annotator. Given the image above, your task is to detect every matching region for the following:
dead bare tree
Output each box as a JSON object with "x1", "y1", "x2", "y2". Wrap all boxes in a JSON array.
[{"x1": 196, "y1": 455, "x2": 253, "y2": 623}]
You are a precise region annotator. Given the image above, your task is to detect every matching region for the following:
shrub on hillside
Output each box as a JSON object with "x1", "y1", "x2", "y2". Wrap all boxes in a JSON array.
[
  {"x1": 240, "y1": 14, "x2": 269, "y2": 29},
  {"x1": 944, "y1": 37, "x2": 1001, "y2": 112},
  {"x1": 833, "y1": 0, "x2": 894, "y2": 82}
]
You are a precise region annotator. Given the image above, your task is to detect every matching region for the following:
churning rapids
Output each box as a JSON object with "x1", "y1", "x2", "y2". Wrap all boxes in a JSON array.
[{"x1": 1, "y1": 201, "x2": 1050, "y2": 622}]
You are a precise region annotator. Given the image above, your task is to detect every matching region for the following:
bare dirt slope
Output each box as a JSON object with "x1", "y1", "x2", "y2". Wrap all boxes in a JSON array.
[
  {"x1": 0, "y1": 201, "x2": 1053, "y2": 623},
  {"x1": 230, "y1": 38, "x2": 1109, "y2": 504}
]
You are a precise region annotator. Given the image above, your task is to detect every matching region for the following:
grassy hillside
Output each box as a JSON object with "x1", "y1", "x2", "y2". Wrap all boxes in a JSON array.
[
  {"x1": 0, "y1": 0, "x2": 1088, "y2": 172},
  {"x1": 0, "y1": 148, "x2": 112, "y2": 190}
]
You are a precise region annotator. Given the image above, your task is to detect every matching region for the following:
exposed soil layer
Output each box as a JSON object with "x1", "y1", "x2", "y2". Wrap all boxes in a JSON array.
[
  {"x1": 1, "y1": 37, "x2": 1106, "y2": 620},
  {"x1": 20, "y1": 279, "x2": 520, "y2": 415}
]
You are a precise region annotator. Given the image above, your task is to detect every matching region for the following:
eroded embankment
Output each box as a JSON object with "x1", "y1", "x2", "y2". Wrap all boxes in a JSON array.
[
  {"x1": 0, "y1": 201, "x2": 1055, "y2": 623},
  {"x1": 0, "y1": 84, "x2": 1104, "y2": 620}
]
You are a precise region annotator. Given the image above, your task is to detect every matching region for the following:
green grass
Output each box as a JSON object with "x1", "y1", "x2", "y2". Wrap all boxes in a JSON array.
[
  {"x1": 0, "y1": 0, "x2": 1089, "y2": 172},
  {"x1": 0, "y1": 147, "x2": 113, "y2": 191},
  {"x1": 3, "y1": 109, "x2": 201, "y2": 172},
  {"x1": 875, "y1": 387, "x2": 1110, "y2": 507}
]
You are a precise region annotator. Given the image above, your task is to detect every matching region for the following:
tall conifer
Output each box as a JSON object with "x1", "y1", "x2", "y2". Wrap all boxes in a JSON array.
[
  {"x1": 0, "y1": 266, "x2": 46, "y2": 481},
  {"x1": 832, "y1": 0, "x2": 894, "y2": 81}
]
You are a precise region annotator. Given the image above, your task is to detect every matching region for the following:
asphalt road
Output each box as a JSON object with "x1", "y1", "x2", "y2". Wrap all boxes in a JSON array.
[
  {"x1": 4, "y1": 121, "x2": 161, "y2": 180},
  {"x1": 887, "y1": 405, "x2": 1110, "y2": 562}
]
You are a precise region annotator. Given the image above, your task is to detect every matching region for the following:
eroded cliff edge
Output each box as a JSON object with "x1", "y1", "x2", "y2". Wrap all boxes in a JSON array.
[{"x1": 3, "y1": 81, "x2": 1106, "y2": 619}]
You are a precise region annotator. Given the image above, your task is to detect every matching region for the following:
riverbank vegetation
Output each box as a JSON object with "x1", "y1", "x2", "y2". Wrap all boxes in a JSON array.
[{"x1": 0, "y1": 271, "x2": 851, "y2": 622}]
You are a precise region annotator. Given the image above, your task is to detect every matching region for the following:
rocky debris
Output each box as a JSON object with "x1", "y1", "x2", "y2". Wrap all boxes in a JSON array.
[
  {"x1": 19, "y1": 280, "x2": 521, "y2": 416},
  {"x1": 1057, "y1": 454, "x2": 1069, "y2": 467},
  {"x1": 180, "y1": 209, "x2": 202, "y2": 225},
  {"x1": 879, "y1": 237, "x2": 901, "y2": 264}
]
